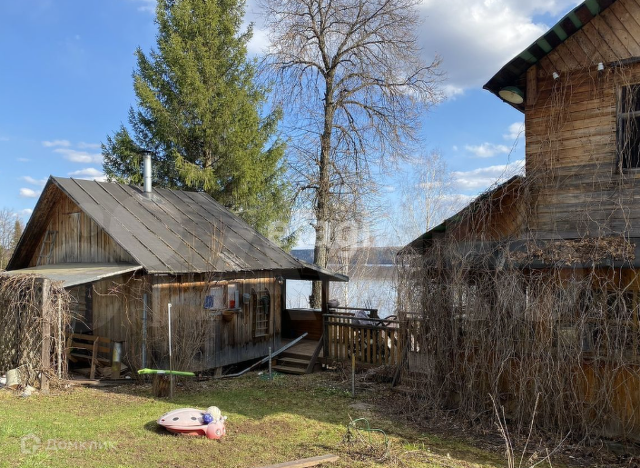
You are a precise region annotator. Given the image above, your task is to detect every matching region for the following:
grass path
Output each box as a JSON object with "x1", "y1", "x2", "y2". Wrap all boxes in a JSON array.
[{"x1": 0, "y1": 373, "x2": 510, "y2": 468}]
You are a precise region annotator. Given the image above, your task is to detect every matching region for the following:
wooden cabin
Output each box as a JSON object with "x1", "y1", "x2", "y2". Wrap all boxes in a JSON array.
[
  {"x1": 400, "y1": 0, "x2": 640, "y2": 441},
  {"x1": 5, "y1": 176, "x2": 346, "y2": 375}
]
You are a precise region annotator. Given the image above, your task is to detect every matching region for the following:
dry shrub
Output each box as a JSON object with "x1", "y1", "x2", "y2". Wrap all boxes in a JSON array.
[
  {"x1": 395, "y1": 63, "x2": 640, "y2": 442},
  {"x1": 0, "y1": 275, "x2": 71, "y2": 386}
]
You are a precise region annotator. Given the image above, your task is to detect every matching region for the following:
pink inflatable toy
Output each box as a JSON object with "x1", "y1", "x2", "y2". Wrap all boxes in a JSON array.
[{"x1": 157, "y1": 406, "x2": 227, "y2": 439}]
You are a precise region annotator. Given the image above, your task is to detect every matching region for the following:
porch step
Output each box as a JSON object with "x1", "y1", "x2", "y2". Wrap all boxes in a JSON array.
[
  {"x1": 272, "y1": 365, "x2": 307, "y2": 375},
  {"x1": 277, "y1": 357, "x2": 309, "y2": 369},
  {"x1": 278, "y1": 351, "x2": 313, "y2": 361}
]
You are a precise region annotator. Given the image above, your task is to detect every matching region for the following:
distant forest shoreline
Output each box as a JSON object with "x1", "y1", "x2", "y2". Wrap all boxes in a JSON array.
[{"x1": 291, "y1": 247, "x2": 399, "y2": 267}]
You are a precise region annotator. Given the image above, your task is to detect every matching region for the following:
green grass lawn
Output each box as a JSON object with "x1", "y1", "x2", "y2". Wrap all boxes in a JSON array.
[{"x1": 0, "y1": 373, "x2": 522, "y2": 468}]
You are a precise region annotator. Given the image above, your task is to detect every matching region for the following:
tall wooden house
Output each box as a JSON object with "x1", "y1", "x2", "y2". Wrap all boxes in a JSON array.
[
  {"x1": 5, "y1": 168, "x2": 346, "y2": 375},
  {"x1": 400, "y1": 0, "x2": 640, "y2": 441}
]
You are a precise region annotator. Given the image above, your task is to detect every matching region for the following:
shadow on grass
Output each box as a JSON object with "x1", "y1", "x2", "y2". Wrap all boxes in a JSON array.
[{"x1": 143, "y1": 420, "x2": 164, "y2": 434}]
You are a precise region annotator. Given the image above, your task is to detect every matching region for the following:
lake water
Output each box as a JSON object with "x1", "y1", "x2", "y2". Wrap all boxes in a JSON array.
[{"x1": 286, "y1": 265, "x2": 397, "y2": 318}]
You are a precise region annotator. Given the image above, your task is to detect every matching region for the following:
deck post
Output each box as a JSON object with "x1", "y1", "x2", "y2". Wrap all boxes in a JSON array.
[
  {"x1": 322, "y1": 318, "x2": 329, "y2": 366},
  {"x1": 321, "y1": 280, "x2": 330, "y2": 366},
  {"x1": 321, "y1": 280, "x2": 329, "y2": 315}
]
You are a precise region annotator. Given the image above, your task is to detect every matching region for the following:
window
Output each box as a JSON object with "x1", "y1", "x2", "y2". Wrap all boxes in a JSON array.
[
  {"x1": 252, "y1": 289, "x2": 270, "y2": 337},
  {"x1": 617, "y1": 84, "x2": 640, "y2": 170}
]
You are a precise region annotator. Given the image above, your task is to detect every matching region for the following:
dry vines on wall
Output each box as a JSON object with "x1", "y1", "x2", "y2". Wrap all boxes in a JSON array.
[
  {"x1": 397, "y1": 62, "x2": 640, "y2": 442},
  {"x1": 0, "y1": 275, "x2": 71, "y2": 386}
]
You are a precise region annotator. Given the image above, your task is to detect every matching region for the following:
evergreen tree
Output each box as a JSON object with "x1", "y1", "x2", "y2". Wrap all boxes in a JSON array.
[
  {"x1": 10, "y1": 219, "x2": 22, "y2": 251},
  {"x1": 103, "y1": 0, "x2": 293, "y2": 247}
]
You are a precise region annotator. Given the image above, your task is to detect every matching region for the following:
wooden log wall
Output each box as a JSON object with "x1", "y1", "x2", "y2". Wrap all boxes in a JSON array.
[
  {"x1": 150, "y1": 273, "x2": 282, "y2": 371},
  {"x1": 524, "y1": 0, "x2": 640, "y2": 240},
  {"x1": 28, "y1": 191, "x2": 135, "y2": 266}
]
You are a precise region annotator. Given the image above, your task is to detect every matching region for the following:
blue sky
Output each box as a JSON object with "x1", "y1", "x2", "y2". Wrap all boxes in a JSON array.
[{"x1": 0, "y1": 0, "x2": 581, "y2": 244}]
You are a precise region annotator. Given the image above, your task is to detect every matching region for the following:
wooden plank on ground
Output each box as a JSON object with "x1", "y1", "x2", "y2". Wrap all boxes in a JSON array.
[{"x1": 254, "y1": 454, "x2": 339, "y2": 468}]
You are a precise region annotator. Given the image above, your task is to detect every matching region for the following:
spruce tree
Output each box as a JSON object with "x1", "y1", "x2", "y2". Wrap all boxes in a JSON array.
[
  {"x1": 103, "y1": 0, "x2": 293, "y2": 247},
  {"x1": 10, "y1": 219, "x2": 22, "y2": 251}
]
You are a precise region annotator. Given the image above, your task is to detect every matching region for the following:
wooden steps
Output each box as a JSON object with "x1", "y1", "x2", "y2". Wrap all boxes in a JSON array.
[
  {"x1": 272, "y1": 365, "x2": 306, "y2": 375},
  {"x1": 272, "y1": 352, "x2": 312, "y2": 375},
  {"x1": 278, "y1": 357, "x2": 309, "y2": 367},
  {"x1": 272, "y1": 340, "x2": 323, "y2": 375}
]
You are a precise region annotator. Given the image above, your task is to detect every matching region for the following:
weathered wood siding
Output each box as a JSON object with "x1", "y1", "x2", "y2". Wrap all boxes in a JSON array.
[
  {"x1": 150, "y1": 273, "x2": 282, "y2": 371},
  {"x1": 448, "y1": 177, "x2": 526, "y2": 241},
  {"x1": 524, "y1": 0, "x2": 640, "y2": 239},
  {"x1": 83, "y1": 272, "x2": 283, "y2": 371},
  {"x1": 91, "y1": 273, "x2": 147, "y2": 368},
  {"x1": 28, "y1": 191, "x2": 135, "y2": 266}
]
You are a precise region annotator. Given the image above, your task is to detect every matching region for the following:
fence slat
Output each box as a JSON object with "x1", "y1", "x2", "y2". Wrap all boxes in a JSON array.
[
  {"x1": 323, "y1": 315, "x2": 421, "y2": 367},
  {"x1": 374, "y1": 330, "x2": 379, "y2": 365}
]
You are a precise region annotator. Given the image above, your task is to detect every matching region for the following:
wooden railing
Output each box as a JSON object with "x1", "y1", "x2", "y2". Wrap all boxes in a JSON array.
[
  {"x1": 323, "y1": 312, "x2": 403, "y2": 366},
  {"x1": 329, "y1": 306, "x2": 379, "y2": 319}
]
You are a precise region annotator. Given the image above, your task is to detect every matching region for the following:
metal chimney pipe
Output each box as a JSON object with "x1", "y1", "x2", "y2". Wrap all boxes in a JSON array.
[{"x1": 143, "y1": 152, "x2": 152, "y2": 194}]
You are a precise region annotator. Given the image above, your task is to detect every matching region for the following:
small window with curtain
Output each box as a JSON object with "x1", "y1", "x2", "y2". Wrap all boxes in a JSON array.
[{"x1": 617, "y1": 84, "x2": 640, "y2": 170}]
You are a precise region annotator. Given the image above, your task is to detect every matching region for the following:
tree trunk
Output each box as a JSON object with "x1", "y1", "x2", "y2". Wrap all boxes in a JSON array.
[{"x1": 310, "y1": 78, "x2": 335, "y2": 309}]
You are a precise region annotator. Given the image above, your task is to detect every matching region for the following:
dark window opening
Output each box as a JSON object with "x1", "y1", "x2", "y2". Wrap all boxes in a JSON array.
[{"x1": 618, "y1": 84, "x2": 640, "y2": 170}]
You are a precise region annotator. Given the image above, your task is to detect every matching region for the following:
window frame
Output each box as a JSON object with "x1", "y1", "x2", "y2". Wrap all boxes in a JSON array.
[
  {"x1": 252, "y1": 288, "x2": 271, "y2": 338},
  {"x1": 616, "y1": 84, "x2": 640, "y2": 171}
]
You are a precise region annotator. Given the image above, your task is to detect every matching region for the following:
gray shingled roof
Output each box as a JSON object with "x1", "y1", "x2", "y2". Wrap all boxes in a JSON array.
[{"x1": 8, "y1": 177, "x2": 347, "y2": 281}]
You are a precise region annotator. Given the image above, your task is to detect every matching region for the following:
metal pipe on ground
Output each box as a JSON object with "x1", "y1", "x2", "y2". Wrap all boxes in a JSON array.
[{"x1": 218, "y1": 333, "x2": 308, "y2": 379}]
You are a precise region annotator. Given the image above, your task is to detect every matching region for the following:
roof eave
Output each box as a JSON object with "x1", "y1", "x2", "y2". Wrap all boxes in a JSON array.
[{"x1": 484, "y1": 0, "x2": 616, "y2": 107}]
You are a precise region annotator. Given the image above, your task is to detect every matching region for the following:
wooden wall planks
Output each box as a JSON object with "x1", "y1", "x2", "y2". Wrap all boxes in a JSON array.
[
  {"x1": 521, "y1": 2, "x2": 640, "y2": 240},
  {"x1": 28, "y1": 192, "x2": 136, "y2": 266},
  {"x1": 149, "y1": 273, "x2": 283, "y2": 371}
]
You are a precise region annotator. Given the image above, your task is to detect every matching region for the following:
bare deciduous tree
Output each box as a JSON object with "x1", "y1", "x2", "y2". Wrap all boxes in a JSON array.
[
  {"x1": 0, "y1": 209, "x2": 21, "y2": 270},
  {"x1": 261, "y1": 0, "x2": 443, "y2": 306},
  {"x1": 383, "y1": 151, "x2": 469, "y2": 245}
]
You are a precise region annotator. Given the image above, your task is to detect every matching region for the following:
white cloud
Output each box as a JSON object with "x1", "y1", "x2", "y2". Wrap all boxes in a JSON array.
[
  {"x1": 0, "y1": 136, "x2": 8, "y2": 142},
  {"x1": 54, "y1": 148, "x2": 103, "y2": 164},
  {"x1": 441, "y1": 193, "x2": 477, "y2": 213},
  {"x1": 464, "y1": 142, "x2": 511, "y2": 158},
  {"x1": 19, "y1": 188, "x2": 41, "y2": 198},
  {"x1": 130, "y1": 0, "x2": 155, "y2": 13},
  {"x1": 381, "y1": 185, "x2": 396, "y2": 193},
  {"x1": 418, "y1": 0, "x2": 581, "y2": 91},
  {"x1": 77, "y1": 141, "x2": 100, "y2": 149},
  {"x1": 17, "y1": 158, "x2": 30, "y2": 162},
  {"x1": 442, "y1": 84, "x2": 466, "y2": 99},
  {"x1": 247, "y1": 27, "x2": 269, "y2": 56},
  {"x1": 21, "y1": 176, "x2": 47, "y2": 187},
  {"x1": 443, "y1": 193, "x2": 476, "y2": 205},
  {"x1": 504, "y1": 122, "x2": 525, "y2": 140},
  {"x1": 19, "y1": 208, "x2": 33, "y2": 219},
  {"x1": 68, "y1": 167, "x2": 107, "y2": 182},
  {"x1": 451, "y1": 159, "x2": 524, "y2": 191},
  {"x1": 42, "y1": 139, "x2": 71, "y2": 148}
]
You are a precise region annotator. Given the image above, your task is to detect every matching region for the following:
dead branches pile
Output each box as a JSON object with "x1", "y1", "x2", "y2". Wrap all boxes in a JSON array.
[{"x1": 0, "y1": 275, "x2": 70, "y2": 386}]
